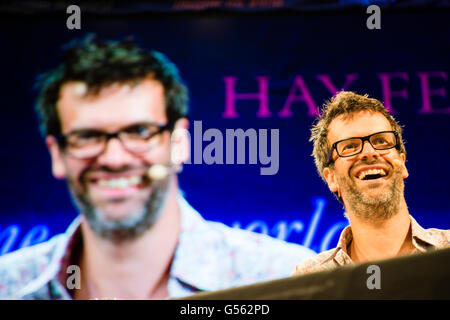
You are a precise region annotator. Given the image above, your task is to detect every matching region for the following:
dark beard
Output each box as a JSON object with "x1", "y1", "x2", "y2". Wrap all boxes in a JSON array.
[
  {"x1": 67, "y1": 173, "x2": 171, "y2": 243},
  {"x1": 339, "y1": 165, "x2": 404, "y2": 223}
]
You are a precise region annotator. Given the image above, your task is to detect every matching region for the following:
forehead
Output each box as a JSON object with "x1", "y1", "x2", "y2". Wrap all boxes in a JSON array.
[
  {"x1": 327, "y1": 111, "x2": 392, "y2": 143},
  {"x1": 57, "y1": 78, "x2": 166, "y2": 133}
]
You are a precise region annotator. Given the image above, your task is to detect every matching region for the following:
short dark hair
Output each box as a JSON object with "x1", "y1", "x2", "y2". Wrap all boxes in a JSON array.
[{"x1": 34, "y1": 34, "x2": 189, "y2": 137}]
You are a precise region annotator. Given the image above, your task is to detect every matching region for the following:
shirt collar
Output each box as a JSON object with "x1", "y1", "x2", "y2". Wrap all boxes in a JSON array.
[
  {"x1": 330, "y1": 214, "x2": 444, "y2": 266},
  {"x1": 409, "y1": 215, "x2": 443, "y2": 249},
  {"x1": 333, "y1": 224, "x2": 353, "y2": 265},
  {"x1": 56, "y1": 217, "x2": 84, "y2": 294},
  {"x1": 17, "y1": 215, "x2": 82, "y2": 299},
  {"x1": 169, "y1": 195, "x2": 231, "y2": 292}
]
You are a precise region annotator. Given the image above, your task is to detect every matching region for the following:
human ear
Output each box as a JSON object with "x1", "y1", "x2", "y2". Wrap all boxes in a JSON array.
[
  {"x1": 323, "y1": 166, "x2": 339, "y2": 193},
  {"x1": 46, "y1": 136, "x2": 67, "y2": 179},
  {"x1": 170, "y1": 118, "x2": 190, "y2": 165},
  {"x1": 400, "y1": 153, "x2": 409, "y2": 179}
]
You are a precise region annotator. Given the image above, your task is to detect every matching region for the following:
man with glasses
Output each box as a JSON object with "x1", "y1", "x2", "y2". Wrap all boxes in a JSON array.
[
  {"x1": 0, "y1": 35, "x2": 315, "y2": 299},
  {"x1": 293, "y1": 91, "x2": 449, "y2": 275}
]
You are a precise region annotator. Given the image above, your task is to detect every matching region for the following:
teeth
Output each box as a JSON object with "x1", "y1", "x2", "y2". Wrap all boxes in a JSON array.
[
  {"x1": 97, "y1": 176, "x2": 142, "y2": 188},
  {"x1": 358, "y1": 168, "x2": 386, "y2": 180}
]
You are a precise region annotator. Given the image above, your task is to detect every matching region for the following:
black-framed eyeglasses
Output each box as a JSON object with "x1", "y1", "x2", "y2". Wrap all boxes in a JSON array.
[
  {"x1": 327, "y1": 130, "x2": 399, "y2": 165},
  {"x1": 55, "y1": 122, "x2": 173, "y2": 159}
]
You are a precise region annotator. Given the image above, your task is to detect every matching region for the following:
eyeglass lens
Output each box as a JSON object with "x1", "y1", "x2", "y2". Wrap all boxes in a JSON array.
[
  {"x1": 64, "y1": 123, "x2": 166, "y2": 158},
  {"x1": 336, "y1": 132, "x2": 396, "y2": 157}
]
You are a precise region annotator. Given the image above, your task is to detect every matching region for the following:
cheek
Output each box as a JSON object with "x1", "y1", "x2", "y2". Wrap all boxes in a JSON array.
[
  {"x1": 327, "y1": 164, "x2": 351, "y2": 190},
  {"x1": 63, "y1": 158, "x2": 91, "y2": 183},
  {"x1": 335, "y1": 171, "x2": 352, "y2": 187},
  {"x1": 385, "y1": 153, "x2": 406, "y2": 174},
  {"x1": 141, "y1": 134, "x2": 172, "y2": 163},
  {"x1": 337, "y1": 160, "x2": 354, "y2": 179}
]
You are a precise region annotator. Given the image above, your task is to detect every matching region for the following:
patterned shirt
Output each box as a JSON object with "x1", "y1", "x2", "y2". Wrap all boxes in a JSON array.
[
  {"x1": 293, "y1": 215, "x2": 449, "y2": 275},
  {"x1": 0, "y1": 196, "x2": 316, "y2": 299}
]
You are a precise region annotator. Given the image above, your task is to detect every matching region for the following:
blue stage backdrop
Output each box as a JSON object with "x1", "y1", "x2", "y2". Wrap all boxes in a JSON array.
[{"x1": 0, "y1": 8, "x2": 449, "y2": 256}]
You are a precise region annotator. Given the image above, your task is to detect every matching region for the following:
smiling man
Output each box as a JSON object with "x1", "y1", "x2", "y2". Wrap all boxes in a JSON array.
[
  {"x1": 293, "y1": 91, "x2": 449, "y2": 275},
  {"x1": 0, "y1": 35, "x2": 315, "y2": 299}
]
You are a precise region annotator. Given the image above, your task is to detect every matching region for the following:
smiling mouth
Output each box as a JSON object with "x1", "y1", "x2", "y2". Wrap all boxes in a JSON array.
[
  {"x1": 97, "y1": 176, "x2": 143, "y2": 188},
  {"x1": 357, "y1": 168, "x2": 388, "y2": 181},
  {"x1": 87, "y1": 173, "x2": 150, "y2": 189}
]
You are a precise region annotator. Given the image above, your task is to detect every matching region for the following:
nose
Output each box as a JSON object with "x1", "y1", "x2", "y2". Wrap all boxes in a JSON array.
[
  {"x1": 359, "y1": 140, "x2": 379, "y2": 160},
  {"x1": 96, "y1": 137, "x2": 135, "y2": 169}
]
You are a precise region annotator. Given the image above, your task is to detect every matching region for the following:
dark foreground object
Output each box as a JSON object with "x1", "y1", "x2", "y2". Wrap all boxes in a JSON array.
[{"x1": 180, "y1": 247, "x2": 450, "y2": 299}]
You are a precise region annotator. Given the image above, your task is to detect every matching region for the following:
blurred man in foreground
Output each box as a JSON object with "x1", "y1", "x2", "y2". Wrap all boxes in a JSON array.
[
  {"x1": 0, "y1": 35, "x2": 315, "y2": 299},
  {"x1": 294, "y1": 91, "x2": 448, "y2": 275}
]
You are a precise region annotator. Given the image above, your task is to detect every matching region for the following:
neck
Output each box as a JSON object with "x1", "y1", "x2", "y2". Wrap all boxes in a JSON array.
[
  {"x1": 75, "y1": 176, "x2": 181, "y2": 300},
  {"x1": 346, "y1": 198, "x2": 414, "y2": 263}
]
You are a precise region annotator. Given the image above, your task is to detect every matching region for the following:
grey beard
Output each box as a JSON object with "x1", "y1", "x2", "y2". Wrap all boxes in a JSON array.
[
  {"x1": 68, "y1": 175, "x2": 171, "y2": 243},
  {"x1": 340, "y1": 167, "x2": 404, "y2": 223}
]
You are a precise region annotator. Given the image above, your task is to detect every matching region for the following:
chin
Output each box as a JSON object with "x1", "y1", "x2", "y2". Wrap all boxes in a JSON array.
[{"x1": 89, "y1": 197, "x2": 143, "y2": 222}]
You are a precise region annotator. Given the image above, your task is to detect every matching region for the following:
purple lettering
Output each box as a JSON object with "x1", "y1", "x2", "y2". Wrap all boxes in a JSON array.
[
  {"x1": 222, "y1": 76, "x2": 271, "y2": 118},
  {"x1": 417, "y1": 71, "x2": 450, "y2": 114},
  {"x1": 278, "y1": 75, "x2": 318, "y2": 117},
  {"x1": 377, "y1": 72, "x2": 409, "y2": 114}
]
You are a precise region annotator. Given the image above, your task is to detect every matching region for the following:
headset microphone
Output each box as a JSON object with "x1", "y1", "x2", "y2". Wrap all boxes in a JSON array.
[{"x1": 146, "y1": 164, "x2": 182, "y2": 180}]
